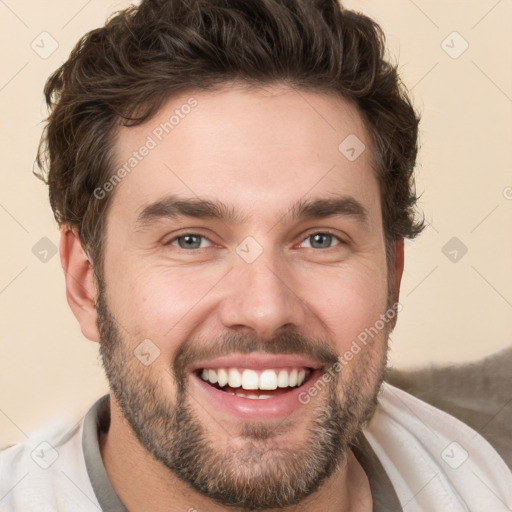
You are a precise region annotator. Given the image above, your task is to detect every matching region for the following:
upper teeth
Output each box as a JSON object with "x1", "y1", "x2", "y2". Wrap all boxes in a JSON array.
[{"x1": 200, "y1": 368, "x2": 309, "y2": 390}]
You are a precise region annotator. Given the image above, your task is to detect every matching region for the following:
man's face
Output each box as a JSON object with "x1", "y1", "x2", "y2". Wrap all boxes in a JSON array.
[{"x1": 96, "y1": 84, "x2": 395, "y2": 509}]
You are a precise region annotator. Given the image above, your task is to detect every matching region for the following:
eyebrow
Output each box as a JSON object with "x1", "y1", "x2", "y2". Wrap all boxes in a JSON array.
[
  {"x1": 135, "y1": 194, "x2": 370, "y2": 229},
  {"x1": 289, "y1": 196, "x2": 369, "y2": 226}
]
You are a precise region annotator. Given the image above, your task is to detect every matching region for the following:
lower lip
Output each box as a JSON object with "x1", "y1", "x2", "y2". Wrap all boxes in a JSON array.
[{"x1": 189, "y1": 370, "x2": 321, "y2": 421}]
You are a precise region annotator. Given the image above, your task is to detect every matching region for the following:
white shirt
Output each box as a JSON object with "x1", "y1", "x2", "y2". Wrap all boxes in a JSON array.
[{"x1": 1, "y1": 383, "x2": 511, "y2": 511}]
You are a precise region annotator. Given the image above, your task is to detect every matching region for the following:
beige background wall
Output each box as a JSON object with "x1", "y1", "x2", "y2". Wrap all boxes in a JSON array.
[{"x1": 1, "y1": 0, "x2": 511, "y2": 446}]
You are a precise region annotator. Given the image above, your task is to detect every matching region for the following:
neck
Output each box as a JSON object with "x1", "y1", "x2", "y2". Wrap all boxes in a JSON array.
[{"x1": 100, "y1": 396, "x2": 372, "y2": 512}]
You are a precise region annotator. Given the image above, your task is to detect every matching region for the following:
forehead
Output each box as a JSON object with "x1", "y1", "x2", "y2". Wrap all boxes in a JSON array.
[{"x1": 109, "y1": 83, "x2": 381, "y2": 227}]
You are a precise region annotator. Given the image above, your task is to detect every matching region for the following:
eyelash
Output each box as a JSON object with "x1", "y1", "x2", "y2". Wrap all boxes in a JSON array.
[{"x1": 165, "y1": 231, "x2": 346, "y2": 250}]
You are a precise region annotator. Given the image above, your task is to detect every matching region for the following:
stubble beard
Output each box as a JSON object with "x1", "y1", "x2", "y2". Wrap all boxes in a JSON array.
[{"x1": 96, "y1": 283, "x2": 389, "y2": 510}]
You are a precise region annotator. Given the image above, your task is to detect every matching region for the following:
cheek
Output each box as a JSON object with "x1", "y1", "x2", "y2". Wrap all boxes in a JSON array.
[
  {"x1": 301, "y1": 263, "x2": 388, "y2": 351},
  {"x1": 109, "y1": 263, "x2": 226, "y2": 340}
]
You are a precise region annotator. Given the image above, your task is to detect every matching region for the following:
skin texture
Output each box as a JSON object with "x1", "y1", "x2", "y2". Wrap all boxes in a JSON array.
[{"x1": 60, "y1": 83, "x2": 404, "y2": 512}]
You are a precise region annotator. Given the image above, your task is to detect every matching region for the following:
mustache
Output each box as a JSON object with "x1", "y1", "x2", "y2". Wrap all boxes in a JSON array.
[{"x1": 173, "y1": 328, "x2": 340, "y2": 379}]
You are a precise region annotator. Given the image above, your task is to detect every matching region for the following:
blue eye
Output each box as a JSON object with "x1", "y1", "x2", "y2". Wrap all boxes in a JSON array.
[
  {"x1": 166, "y1": 232, "x2": 345, "y2": 251},
  {"x1": 300, "y1": 232, "x2": 342, "y2": 249},
  {"x1": 169, "y1": 234, "x2": 212, "y2": 250}
]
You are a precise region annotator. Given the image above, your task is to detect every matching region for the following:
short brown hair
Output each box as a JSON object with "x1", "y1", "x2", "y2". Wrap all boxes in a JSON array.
[{"x1": 36, "y1": 0, "x2": 424, "y2": 279}]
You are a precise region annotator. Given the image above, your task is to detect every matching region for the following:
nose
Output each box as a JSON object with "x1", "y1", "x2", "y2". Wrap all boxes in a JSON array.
[{"x1": 217, "y1": 248, "x2": 307, "y2": 340}]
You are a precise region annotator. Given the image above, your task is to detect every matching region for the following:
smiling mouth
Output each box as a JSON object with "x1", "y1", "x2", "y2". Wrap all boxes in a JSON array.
[{"x1": 195, "y1": 367, "x2": 314, "y2": 399}]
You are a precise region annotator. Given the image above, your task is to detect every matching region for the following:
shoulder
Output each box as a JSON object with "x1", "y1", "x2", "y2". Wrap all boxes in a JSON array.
[
  {"x1": 363, "y1": 382, "x2": 512, "y2": 510},
  {"x1": 386, "y1": 346, "x2": 512, "y2": 469},
  {"x1": 0, "y1": 417, "x2": 99, "y2": 512}
]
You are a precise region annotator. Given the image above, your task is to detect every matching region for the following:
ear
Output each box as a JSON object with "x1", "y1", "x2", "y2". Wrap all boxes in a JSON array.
[
  {"x1": 388, "y1": 239, "x2": 404, "y2": 330},
  {"x1": 59, "y1": 226, "x2": 100, "y2": 342}
]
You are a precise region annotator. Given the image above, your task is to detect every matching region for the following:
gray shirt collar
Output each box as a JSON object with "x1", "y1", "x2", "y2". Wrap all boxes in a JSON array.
[
  {"x1": 82, "y1": 394, "x2": 402, "y2": 511},
  {"x1": 82, "y1": 395, "x2": 128, "y2": 512}
]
